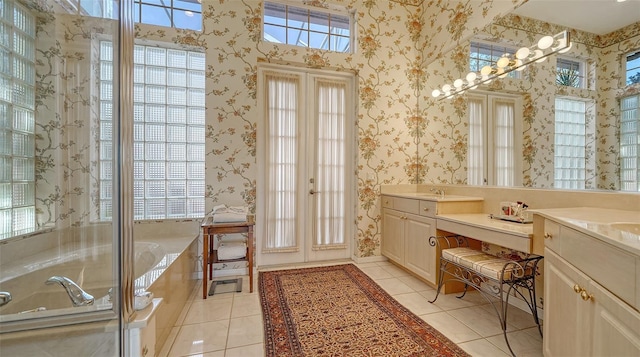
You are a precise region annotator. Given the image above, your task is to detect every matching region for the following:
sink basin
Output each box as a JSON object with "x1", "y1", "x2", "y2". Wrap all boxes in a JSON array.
[{"x1": 609, "y1": 222, "x2": 640, "y2": 235}]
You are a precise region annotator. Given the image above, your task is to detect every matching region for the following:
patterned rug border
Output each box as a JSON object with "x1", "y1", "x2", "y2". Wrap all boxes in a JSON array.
[{"x1": 259, "y1": 264, "x2": 470, "y2": 356}]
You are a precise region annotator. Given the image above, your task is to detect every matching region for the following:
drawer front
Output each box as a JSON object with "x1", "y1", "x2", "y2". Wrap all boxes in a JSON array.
[
  {"x1": 393, "y1": 197, "x2": 420, "y2": 215},
  {"x1": 543, "y1": 219, "x2": 562, "y2": 254},
  {"x1": 381, "y1": 195, "x2": 394, "y2": 208},
  {"x1": 419, "y1": 200, "x2": 437, "y2": 218},
  {"x1": 562, "y1": 226, "x2": 636, "y2": 308}
]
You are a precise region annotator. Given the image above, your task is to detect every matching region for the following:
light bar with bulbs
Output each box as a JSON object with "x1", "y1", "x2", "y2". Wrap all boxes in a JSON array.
[{"x1": 431, "y1": 30, "x2": 571, "y2": 99}]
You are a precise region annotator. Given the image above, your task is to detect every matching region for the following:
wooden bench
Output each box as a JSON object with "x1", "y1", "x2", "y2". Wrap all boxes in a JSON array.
[{"x1": 428, "y1": 235, "x2": 543, "y2": 357}]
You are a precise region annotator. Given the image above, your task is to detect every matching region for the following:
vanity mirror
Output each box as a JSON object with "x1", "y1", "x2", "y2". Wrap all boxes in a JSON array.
[{"x1": 418, "y1": 0, "x2": 640, "y2": 191}]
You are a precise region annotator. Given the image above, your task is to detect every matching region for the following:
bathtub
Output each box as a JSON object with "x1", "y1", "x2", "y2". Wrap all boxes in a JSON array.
[{"x1": 0, "y1": 241, "x2": 165, "y2": 318}]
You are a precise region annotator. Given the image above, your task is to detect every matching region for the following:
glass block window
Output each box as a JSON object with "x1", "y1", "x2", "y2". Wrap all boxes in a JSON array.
[
  {"x1": 556, "y1": 57, "x2": 585, "y2": 88},
  {"x1": 554, "y1": 98, "x2": 587, "y2": 189},
  {"x1": 0, "y1": 0, "x2": 36, "y2": 240},
  {"x1": 99, "y1": 42, "x2": 205, "y2": 220},
  {"x1": 134, "y1": 0, "x2": 202, "y2": 31},
  {"x1": 470, "y1": 41, "x2": 519, "y2": 79},
  {"x1": 627, "y1": 50, "x2": 640, "y2": 86},
  {"x1": 263, "y1": 1, "x2": 352, "y2": 53},
  {"x1": 620, "y1": 94, "x2": 639, "y2": 191}
]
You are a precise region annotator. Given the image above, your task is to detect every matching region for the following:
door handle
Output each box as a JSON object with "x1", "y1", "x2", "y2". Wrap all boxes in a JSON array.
[{"x1": 309, "y1": 189, "x2": 320, "y2": 195}]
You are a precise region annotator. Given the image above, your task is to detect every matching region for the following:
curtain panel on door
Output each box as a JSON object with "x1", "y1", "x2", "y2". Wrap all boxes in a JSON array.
[
  {"x1": 263, "y1": 71, "x2": 300, "y2": 253},
  {"x1": 313, "y1": 79, "x2": 347, "y2": 250}
]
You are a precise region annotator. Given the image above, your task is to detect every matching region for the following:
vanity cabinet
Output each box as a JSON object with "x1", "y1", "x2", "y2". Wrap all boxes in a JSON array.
[
  {"x1": 542, "y1": 220, "x2": 640, "y2": 357},
  {"x1": 381, "y1": 196, "x2": 438, "y2": 284}
]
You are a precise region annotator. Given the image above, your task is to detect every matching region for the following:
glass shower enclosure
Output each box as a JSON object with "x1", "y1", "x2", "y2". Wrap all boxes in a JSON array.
[{"x1": 0, "y1": 0, "x2": 133, "y2": 354}]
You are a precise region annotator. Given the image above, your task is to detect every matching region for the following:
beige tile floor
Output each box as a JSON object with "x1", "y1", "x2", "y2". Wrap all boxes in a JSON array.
[{"x1": 158, "y1": 260, "x2": 543, "y2": 357}]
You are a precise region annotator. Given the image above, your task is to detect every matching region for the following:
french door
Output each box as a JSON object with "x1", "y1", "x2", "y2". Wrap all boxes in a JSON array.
[{"x1": 256, "y1": 65, "x2": 355, "y2": 266}]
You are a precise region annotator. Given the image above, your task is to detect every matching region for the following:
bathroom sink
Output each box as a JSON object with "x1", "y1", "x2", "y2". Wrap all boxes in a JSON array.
[{"x1": 609, "y1": 222, "x2": 640, "y2": 235}]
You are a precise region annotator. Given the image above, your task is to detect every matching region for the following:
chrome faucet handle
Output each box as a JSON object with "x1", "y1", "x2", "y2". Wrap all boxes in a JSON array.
[
  {"x1": 0, "y1": 291, "x2": 11, "y2": 307},
  {"x1": 46, "y1": 276, "x2": 94, "y2": 307}
]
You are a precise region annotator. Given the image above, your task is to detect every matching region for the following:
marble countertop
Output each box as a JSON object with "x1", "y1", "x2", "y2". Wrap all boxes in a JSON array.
[
  {"x1": 437, "y1": 213, "x2": 533, "y2": 238},
  {"x1": 532, "y1": 207, "x2": 640, "y2": 256},
  {"x1": 381, "y1": 192, "x2": 484, "y2": 202}
]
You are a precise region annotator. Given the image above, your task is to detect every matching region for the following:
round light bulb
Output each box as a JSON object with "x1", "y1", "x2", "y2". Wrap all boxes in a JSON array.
[
  {"x1": 497, "y1": 56, "x2": 510, "y2": 68},
  {"x1": 537, "y1": 35, "x2": 554, "y2": 50},
  {"x1": 514, "y1": 59, "x2": 526, "y2": 71},
  {"x1": 442, "y1": 84, "x2": 451, "y2": 92},
  {"x1": 453, "y1": 79, "x2": 464, "y2": 88},
  {"x1": 534, "y1": 49, "x2": 546, "y2": 63},
  {"x1": 480, "y1": 65, "x2": 492, "y2": 76},
  {"x1": 431, "y1": 89, "x2": 441, "y2": 97},
  {"x1": 466, "y1": 72, "x2": 477, "y2": 82},
  {"x1": 515, "y1": 47, "x2": 530, "y2": 60}
]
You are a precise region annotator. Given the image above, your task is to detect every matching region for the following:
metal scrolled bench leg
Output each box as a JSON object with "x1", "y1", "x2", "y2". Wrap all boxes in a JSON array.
[{"x1": 428, "y1": 235, "x2": 543, "y2": 357}]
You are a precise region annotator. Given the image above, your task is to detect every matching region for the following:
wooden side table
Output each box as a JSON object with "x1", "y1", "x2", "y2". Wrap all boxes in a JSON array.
[{"x1": 201, "y1": 218, "x2": 255, "y2": 299}]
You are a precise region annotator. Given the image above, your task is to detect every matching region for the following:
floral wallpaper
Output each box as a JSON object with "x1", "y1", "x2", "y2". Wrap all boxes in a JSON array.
[
  {"x1": 21, "y1": 0, "x2": 523, "y2": 259},
  {"x1": 20, "y1": 0, "x2": 637, "y2": 263}
]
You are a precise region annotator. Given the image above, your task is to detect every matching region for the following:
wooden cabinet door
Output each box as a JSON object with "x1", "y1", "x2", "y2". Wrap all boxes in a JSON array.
[
  {"x1": 404, "y1": 214, "x2": 437, "y2": 284},
  {"x1": 543, "y1": 249, "x2": 592, "y2": 357},
  {"x1": 382, "y1": 208, "x2": 405, "y2": 264},
  {"x1": 590, "y1": 280, "x2": 640, "y2": 357}
]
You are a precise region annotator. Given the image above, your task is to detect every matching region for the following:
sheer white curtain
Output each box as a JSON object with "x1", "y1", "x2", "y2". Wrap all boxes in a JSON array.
[
  {"x1": 313, "y1": 79, "x2": 347, "y2": 249},
  {"x1": 494, "y1": 100, "x2": 515, "y2": 186},
  {"x1": 467, "y1": 97, "x2": 484, "y2": 185},
  {"x1": 264, "y1": 72, "x2": 300, "y2": 252}
]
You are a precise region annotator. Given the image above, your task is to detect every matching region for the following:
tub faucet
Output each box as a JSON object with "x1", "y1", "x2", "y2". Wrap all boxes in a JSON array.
[
  {"x1": 45, "y1": 276, "x2": 94, "y2": 307},
  {"x1": 0, "y1": 291, "x2": 11, "y2": 306}
]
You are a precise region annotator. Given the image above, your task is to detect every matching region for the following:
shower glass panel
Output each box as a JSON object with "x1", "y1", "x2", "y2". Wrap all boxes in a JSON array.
[{"x1": 0, "y1": 0, "x2": 129, "y2": 354}]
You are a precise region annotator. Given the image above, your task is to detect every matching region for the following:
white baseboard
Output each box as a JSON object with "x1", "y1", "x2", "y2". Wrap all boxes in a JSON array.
[{"x1": 351, "y1": 255, "x2": 388, "y2": 264}]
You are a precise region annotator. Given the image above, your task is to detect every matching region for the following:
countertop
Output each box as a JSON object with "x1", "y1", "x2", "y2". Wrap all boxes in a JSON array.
[
  {"x1": 437, "y1": 213, "x2": 533, "y2": 238},
  {"x1": 381, "y1": 192, "x2": 484, "y2": 202},
  {"x1": 533, "y1": 207, "x2": 640, "y2": 256}
]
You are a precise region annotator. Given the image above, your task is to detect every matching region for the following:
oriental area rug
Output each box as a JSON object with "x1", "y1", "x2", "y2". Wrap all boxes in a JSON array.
[{"x1": 259, "y1": 264, "x2": 470, "y2": 357}]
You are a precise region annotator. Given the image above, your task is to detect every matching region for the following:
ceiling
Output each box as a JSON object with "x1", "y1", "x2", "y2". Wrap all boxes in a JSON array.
[{"x1": 511, "y1": 0, "x2": 640, "y2": 35}]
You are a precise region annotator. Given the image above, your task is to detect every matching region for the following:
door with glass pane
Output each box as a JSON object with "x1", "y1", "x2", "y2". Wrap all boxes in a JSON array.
[{"x1": 257, "y1": 67, "x2": 354, "y2": 266}]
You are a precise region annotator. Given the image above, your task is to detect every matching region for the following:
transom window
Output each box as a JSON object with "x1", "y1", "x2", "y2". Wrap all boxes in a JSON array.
[
  {"x1": 263, "y1": 1, "x2": 352, "y2": 53},
  {"x1": 0, "y1": 1, "x2": 36, "y2": 240},
  {"x1": 134, "y1": 0, "x2": 202, "y2": 31},
  {"x1": 99, "y1": 42, "x2": 206, "y2": 220},
  {"x1": 469, "y1": 41, "x2": 519, "y2": 79},
  {"x1": 627, "y1": 50, "x2": 640, "y2": 85},
  {"x1": 59, "y1": 0, "x2": 202, "y2": 31},
  {"x1": 556, "y1": 57, "x2": 585, "y2": 88}
]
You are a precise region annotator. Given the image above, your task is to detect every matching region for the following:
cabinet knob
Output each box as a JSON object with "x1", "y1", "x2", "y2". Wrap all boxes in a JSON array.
[
  {"x1": 423, "y1": 208, "x2": 429, "y2": 212},
  {"x1": 385, "y1": 200, "x2": 389, "y2": 204},
  {"x1": 573, "y1": 284, "x2": 584, "y2": 293},
  {"x1": 544, "y1": 232, "x2": 553, "y2": 239},
  {"x1": 580, "y1": 290, "x2": 593, "y2": 302}
]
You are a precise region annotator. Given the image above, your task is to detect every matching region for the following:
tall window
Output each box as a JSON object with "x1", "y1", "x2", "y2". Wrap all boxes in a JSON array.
[
  {"x1": 620, "y1": 95, "x2": 639, "y2": 191},
  {"x1": 0, "y1": 1, "x2": 36, "y2": 240},
  {"x1": 467, "y1": 94, "x2": 521, "y2": 186},
  {"x1": 556, "y1": 57, "x2": 585, "y2": 88},
  {"x1": 626, "y1": 50, "x2": 640, "y2": 85},
  {"x1": 470, "y1": 41, "x2": 519, "y2": 79},
  {"x1": 99, "y1": 42, "x2": 206, "y2": 220},
  {"x1": 263, "y1": 1, "x2": 352, "y2": 53},
  {"x1": 554, "y1": 98, "x2": 588, "y2": 189}
]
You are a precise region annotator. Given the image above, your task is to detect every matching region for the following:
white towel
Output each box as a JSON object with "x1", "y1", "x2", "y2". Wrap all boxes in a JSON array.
[
  {"x1": 211, "y1": 204, "x2": 248, "y2": 222},
  {"x1": 217, "y1": 242, "x2": 247, "y2": 260},
  {"x1": 213, "y1": 212, "x2": 246, "y2": 223}
]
